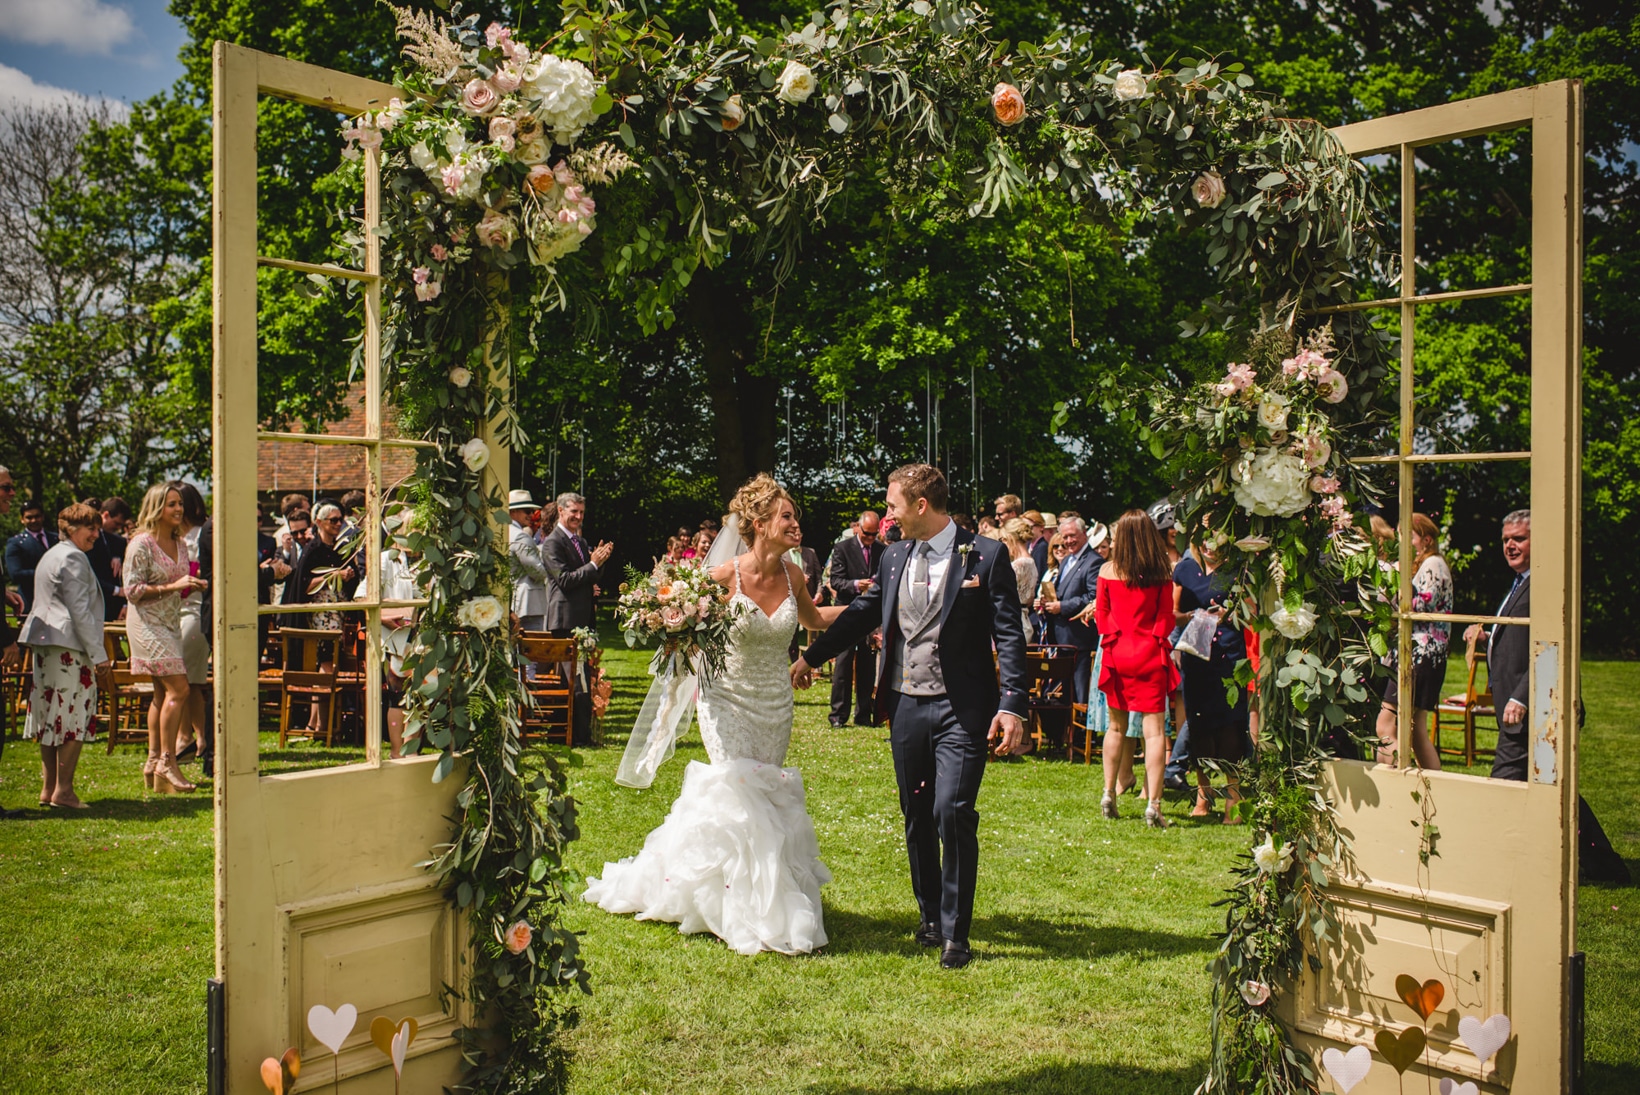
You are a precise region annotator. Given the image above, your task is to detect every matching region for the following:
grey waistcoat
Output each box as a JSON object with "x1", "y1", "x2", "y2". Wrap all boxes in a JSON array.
[{"x1": 886, "y1": 545, "x2": 946, "y2": 697}]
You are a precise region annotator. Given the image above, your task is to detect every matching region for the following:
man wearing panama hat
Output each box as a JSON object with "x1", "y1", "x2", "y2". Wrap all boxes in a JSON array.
[{"x1": 508, "y1": 489, "x2": 550, "y2": 636}]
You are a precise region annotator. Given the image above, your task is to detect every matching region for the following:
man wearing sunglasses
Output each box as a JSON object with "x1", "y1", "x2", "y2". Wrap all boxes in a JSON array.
[{"x1": 826, "y1": 510, "x2": 885, "y2": 727}]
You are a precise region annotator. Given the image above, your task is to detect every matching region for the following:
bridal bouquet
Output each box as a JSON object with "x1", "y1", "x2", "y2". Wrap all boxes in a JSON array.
[{"x1": 617, "y1": 561, "x2": 743, "y2": 681}]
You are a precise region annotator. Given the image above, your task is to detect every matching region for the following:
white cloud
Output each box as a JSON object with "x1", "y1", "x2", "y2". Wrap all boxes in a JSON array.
[
  {"x1": 0, "y1": 0, "x2": 137, "y2": 56},
  {"x1": 0, "y1": 61, "x2": 123, "y2": 113}
]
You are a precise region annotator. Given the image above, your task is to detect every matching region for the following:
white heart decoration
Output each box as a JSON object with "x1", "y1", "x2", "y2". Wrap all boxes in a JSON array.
[
  {"x1": 1321, "y1": 1044, "x2": 1373, "y2": 1093},
  {"x1": 1459, "y1": 1013, "x2": 1511, "y2": 1066},
  {"x1": 390, "y1": 1020, "x2": 412, "y2": 1076},
  {"x1": 1439, "y1": 1079, "x2": 1480, "y2": 1095},
  {"x1": 306, "y1": 1003, "x2": 357, "y2": 1056}
]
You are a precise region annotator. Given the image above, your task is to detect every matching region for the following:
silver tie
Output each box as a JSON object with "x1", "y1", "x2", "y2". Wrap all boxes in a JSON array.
[{"x1": 908, "y1": 541, "x2": 932, "y2": 613}]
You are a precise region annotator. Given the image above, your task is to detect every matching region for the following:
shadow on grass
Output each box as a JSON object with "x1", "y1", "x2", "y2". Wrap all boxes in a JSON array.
[
  {"x1": 1587, "y1": 1060, "x2": 1640, "y2": 1095},
  {"x1": 806, "y1": 1059, "x2": 1207, "y2": 1095},
  {"x1": 9, "y1": 792, "x2": 214, "y2": 822},
  {"x1": 819, "y1": 908, "x2": 1213, "y2": 962}
]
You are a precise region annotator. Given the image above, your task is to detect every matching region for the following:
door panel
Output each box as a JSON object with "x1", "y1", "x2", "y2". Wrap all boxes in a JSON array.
[{"x1": 1287, "y1": 81, "x2": 1582, "y2": 1094}]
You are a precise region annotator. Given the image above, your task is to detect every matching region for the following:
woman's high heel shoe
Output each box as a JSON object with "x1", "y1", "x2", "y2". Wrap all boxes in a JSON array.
[
  {"x1": 143, "y1": 756, "x2": 159, "y2": 791},
  {"x1": 157, "y1": 754, "x2": 196, "y2": 793}
]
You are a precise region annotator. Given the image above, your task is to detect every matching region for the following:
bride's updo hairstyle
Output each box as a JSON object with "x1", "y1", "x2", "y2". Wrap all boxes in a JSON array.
[{"x1": 728, "y1": 473, "x2": 796, "y2": 546}]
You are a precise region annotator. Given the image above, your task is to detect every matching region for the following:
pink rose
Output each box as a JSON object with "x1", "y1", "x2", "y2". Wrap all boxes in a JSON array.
[
  {"x1": 440, "y1": 163, "x2": 467, "y2": 196},
  {"x1": 413, "y1": 266, "x2": 431, "y2": 285},
  {"x1": 1309, "y1": 475, "x2": 1340, "y2": 494},
  {"x1": 492, "y1": 66, "x2": 522, "y2": 94},
  {"x1": 476, "y1": 208, "x2": 517, "y2": 249},
  {"x1": 1316, "y1": 368, "x2": 1349, "y2": 403},
  {"x1": 1192, "y1": 171, "x2": 1226, "y2": 209},
  {"x1": 415, "y1": 279, "x2": 442, "y2": 302},
  {"x1": 489, "y1": 116, "x2": 517, "y2": 143},
  {"x1": 461, "y1": 78, "x2": 498, "y2": 115},
  {"x1": 990, "y1": 82, "x2": 1026, "y2": 126},
  {"x1": 661, "y1": 605, "x2": 687, "y2": 631},
  {"x1": 503, "y1": 919, "x2": 532, "y2": 954},
  {"x1": 430, "y1": 243, "x2": 449, "y2": 262},
  {"x1": 1239, "y1": 980, "x2": 1271, "y2": 1007}
]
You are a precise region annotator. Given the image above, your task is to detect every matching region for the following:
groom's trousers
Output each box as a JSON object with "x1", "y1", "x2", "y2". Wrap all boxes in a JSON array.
[{"x1": 888, "y1": 690, "x2": 988, "y2": 945}]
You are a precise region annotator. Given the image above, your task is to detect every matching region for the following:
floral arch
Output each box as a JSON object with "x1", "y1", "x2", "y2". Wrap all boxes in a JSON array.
[{"x1": 341, "y1": 1, "x2": 1396, "y2": 1090}]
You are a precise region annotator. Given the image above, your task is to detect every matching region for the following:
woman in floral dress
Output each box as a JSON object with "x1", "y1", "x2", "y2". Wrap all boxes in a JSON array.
[
  {"x1": 19, "y1": 504, "x2": 112, "y2": 808},
  {"x1": 124, "y1": 483, "x2": 209, "y2": 793},
  {"x1": 1374, "y1": 512, "x2": 1454, "y2": 770}
]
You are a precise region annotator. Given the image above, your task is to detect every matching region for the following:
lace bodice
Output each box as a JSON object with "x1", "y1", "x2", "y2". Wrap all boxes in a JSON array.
[{"x1": 697, "y1": 557, "x2": 798, "y2": 765}]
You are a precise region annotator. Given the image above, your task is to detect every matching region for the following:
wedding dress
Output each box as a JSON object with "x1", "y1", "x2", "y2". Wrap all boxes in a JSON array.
[{"x1": 583, "y1": 556, "x2": 830, "y2": 955}]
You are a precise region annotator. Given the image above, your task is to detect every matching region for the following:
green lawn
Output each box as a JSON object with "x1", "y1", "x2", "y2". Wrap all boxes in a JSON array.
[{"x1": 0, "y1": 642, "x2": 1635, "y2": 1093}]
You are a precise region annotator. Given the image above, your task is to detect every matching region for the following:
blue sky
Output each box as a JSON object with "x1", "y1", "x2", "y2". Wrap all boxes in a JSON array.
[{"x1": 0, "y1": 0, "x2": 185, "y2": 109}]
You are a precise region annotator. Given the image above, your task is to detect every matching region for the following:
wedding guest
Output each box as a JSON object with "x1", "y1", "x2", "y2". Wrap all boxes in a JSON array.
[
  {"x1": 283, "y1": 501, "x2": 357, "y2": 738},
  {"x1": 360, "y1": 513, "x2": 423, "y2": 758},
  {"x1": 1024, "y1": 510, "x2": 1050, "y2": 578},
  {"x1": 1038, "y1": 534, "x2": 1068, "y2": 643},
  {"x1": 84, "y1": 496, "x2": 130, "y2": 620},
  {"x1": 508, "y1": 490, "x2": 549, "y2": 634},
  {"x1": 976, "y1": 515, "x2": 998, "y2": 537},
  {"x1": 19, "y1": 503, "x2": 112, "y2": 809},
  {"x1": 827, "y1": 509, "x2": 884, "y2": 726},
  {"x1": 993, "y1": 494, "x2": 1023, "y2": 523},
  {"x1": 1467, "y1": 509, "x2": 1531, "y2": 781},
  {"x1": 336, "y1": 489, "x2": 367, "y2": 549},
  {"x1": 256, "y1": 502, "x2": 289, "y2": 658},
  {"x1": 544, "y1": 492, "x2": 613, "y2": 745},
  {"x1": 172, "y1": 482, "x2": 211, "y2": 765},
  {"x1": 1374, "y1": 513, "x2": 1453, "y2": 770},
  {"x1": 1036, "y1": 516, "x2": 1107, "y2": 704},
  {"x1": 125, "y1": 483, "x2": 208, "y2": 793},
  {"x1": 998, "y1": 517, "x2": 1038, "y2": 642},
  {"x1": 6, "y1": 501, "x2": 58, "y2": 613},
  {"x1": 1173, "y1": 536, "x2": 1249, "y2": 823},
  {"x1": 1091, "y1": 510, "x2": 1179, "y2": 826},
  {"x1": 953, "y1": 512, "x2": 978, "y2": 534},
  {"x1": 691, "y1": 529, "x2": 715, "y2": 559}
]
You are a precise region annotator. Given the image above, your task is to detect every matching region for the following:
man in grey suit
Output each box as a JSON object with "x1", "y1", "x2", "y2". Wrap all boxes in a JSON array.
[
  {"x1": 1465, "y1": 509, "x2": 1532, "y2": 781},
  {"x1": 541, "y1": 492, "x2": 612, "y2": 744},
  {"x1": 508, "y1": 490, "x2": 550, "y2": 633}
]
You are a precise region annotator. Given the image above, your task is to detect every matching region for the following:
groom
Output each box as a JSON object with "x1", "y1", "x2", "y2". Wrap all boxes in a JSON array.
[{"x1": 793, "y1": 464, "x2": 1029, "y2": 969}]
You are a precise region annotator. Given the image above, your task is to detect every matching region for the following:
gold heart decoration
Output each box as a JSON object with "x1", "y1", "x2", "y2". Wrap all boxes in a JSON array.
[
  {"x1": 258, "y1": 1047, "x2": 300, "y2": 1094},
  {"x1": 1394, "y1": 974, "x2": 1445, "y2": 1021},
  {"x1": 1374, "y1": 1026, "x2": 1428, "y2": 1074},
  {"x1": 370, "y1": 1015, "x2": 419, "y2": 1058}
]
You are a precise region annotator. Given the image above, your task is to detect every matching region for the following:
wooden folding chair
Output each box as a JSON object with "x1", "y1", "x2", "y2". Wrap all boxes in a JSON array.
[
  {"x1": 1067, "y1": 702, "x2": 1096, "y2": 763},
  {"x1": 1025, "y1": 644, "x2": 1078, "y2": 755},
  {"x1": 278, "y1": 627, "x2": 344, "y2": 747},
  {"x1": 100, "y1": 626, "x2": 152, "y2": 753},
  {"x1": 517, "y1": 633, "x2": 576, "y2": 745},
  {"x1": 0, "y1": 642, "x2": 29, "y2": 737},
  {"x1": 1433, "y1": 631, "x2": 1497, "y2": 767}
]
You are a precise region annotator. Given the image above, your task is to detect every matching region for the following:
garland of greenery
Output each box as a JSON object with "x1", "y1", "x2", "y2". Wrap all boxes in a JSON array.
[{"x1": 334, "y1": 2, "x2": 1396, "y2": 1089}]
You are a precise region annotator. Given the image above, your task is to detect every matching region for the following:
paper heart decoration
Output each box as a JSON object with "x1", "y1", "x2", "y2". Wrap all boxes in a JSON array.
[
  {"x1": 307, "y1": 1003, "x2": 357, "y2": 1055},
  {"x1": 1439, "y1": 1079, "x2": 1480, "y2": 1095},
  {"x1": 259, "y1": 1047, "x2": 301, "y2": 1094},
  {"x1": 1395, "y1": 974, "x2": 1446, "y2": 1021},
  {"x1": 1458, "y1": 1013, "x2": 1511, "y2": 1066},
  {"x1": 370, "y1": 1016, "x2": 418, "y2": 1076},
  {"x1": 1321, "y1": 1044, "x2": 1373, "y2": 1093},
  {"x1": 1375, "y1": 1026, "x2": 1428, "y2": 1074}
]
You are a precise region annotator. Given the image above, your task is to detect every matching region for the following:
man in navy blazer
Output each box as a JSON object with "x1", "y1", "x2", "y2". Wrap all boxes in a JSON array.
[
  {"x1": 795, "y1": 464, "x2": 1028, "y2": 969},
  {"x1": 5, "y1": 501, "x2": 58, "y2": 614},
  {"x1": 1036, "y1": 515, "x2": 1108, "y2": 705}
]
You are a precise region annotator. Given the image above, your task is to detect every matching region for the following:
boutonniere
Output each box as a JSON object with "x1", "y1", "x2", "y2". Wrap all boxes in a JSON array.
[{"x1": 956, "y1": 543, "x2": 976, "y2": 564}]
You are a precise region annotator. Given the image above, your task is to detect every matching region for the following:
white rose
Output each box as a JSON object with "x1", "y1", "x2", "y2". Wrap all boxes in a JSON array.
[
  {"x1": 1232, "y1": 448, "x2": 1313, "y2": 517},
  {"x1": 1192, "y1": 171, "x2": 1226, "y2": 209},
  {"x1": 1113, "y1": 69, "x2": 1148, "y2": 101},
  {"x1": 523, "y1": 54, "x2": 599, "y2": 146},
  {"x1": 1269, "y1": 601, "x2": 1317, "y2": 639},
  {"x1": 1257, "y1": 392, "x2": 1290, "y2": 432},
  {"x1": 462, "y1": 594, "x2": 505, "y2": 631},
  {"x1": 448, "y1": 365, "x2": 472, "y2": 388},
  {"x1": 776, "y1": 60, "x2": 817, "y2": 105},
  {"x1": 458, "y1": 437, "x2": 490, "y2": 472},
  {"x1": 515, "y1": 135, "x2": 549, "y2": 164},
  {"x1": 1253, "y1": 834, "x2": 1294, "y2": 875}
]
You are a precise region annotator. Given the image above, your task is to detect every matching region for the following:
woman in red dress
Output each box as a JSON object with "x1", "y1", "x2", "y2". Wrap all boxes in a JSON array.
[{"x1": 1094, "y1": 510, "x2": 1180, "y2": 827}]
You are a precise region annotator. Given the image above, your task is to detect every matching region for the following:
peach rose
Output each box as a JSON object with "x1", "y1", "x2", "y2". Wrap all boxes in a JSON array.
[
  {"x1": 526, "y1": 164, "x2": 556, "y2": 194},
  {"x1": 991, "y1": 82, "x2": 1025, "y2": 126},
  {"x1": 503, "y1": 919, "x2": 532, "y2": 954},
  {"x1": 720, "y1": 94, "x2": 745, "y2": 131}
]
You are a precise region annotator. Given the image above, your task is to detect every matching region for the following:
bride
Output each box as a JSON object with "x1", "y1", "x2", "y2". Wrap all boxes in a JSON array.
[{"x1": 584, "y1": 474, "x2": 847, "y2": 954}]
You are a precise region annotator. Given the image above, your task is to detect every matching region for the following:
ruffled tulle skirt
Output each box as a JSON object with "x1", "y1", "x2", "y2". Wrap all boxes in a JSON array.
[{"x1": 583, "y1": 758, "x2": 830, "y2": 955}]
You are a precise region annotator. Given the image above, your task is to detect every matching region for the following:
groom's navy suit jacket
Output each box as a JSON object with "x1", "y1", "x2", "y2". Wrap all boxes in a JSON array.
[{"x1": 803, "y1": 525, "x2": 1029, "y2": 735}]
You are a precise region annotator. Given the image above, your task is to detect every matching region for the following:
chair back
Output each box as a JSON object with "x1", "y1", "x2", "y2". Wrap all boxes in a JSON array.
[
  {"x1": 280, "y1": 628, "x2": 343, "y2": 672},
  {"x1": 518, "y1": 634, "x2": 576, "y2": 664}
]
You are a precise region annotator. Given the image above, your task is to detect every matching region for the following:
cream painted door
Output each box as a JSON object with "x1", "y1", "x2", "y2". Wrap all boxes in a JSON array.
[
  {"x1": 211, "y1": 44, "x2": 507, "y2": 1093},
  {"x1": 1286, "y1": 82, "x2": 1582, "y2": 1094}
]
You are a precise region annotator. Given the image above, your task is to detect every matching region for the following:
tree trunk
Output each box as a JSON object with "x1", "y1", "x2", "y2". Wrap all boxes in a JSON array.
[{"x1": 687, "y1": 269, "x2": 779, "y2": 506}]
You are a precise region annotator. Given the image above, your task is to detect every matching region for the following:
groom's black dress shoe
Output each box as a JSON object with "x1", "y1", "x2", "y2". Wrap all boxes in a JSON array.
[
  {"x1": 940, "y1": 941, "x2": 972, "y2": 969},
  {"x1": 915, "y1": 922, "x2": 942, "y2": 948}
]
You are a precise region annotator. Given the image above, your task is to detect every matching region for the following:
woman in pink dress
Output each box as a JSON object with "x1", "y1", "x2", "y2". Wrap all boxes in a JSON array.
[
  {"x1": 124, "y1": 483, "x2": 209, "y2": 793},
  {"x1": 1094, "y1": 509, "x2": 1180, "y2": 827}
]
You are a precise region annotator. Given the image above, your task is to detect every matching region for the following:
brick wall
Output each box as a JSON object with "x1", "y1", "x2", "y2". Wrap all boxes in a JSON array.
[{"x1": 257, "y1": 383, "x2": 418, "y2": 504}]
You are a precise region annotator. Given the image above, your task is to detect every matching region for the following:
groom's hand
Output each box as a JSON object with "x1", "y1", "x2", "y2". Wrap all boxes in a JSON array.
[
  {"x1": 988, "y1": 712, "x2": 1027, "y2": 756},
  {"x1": 791, "y1": 659, "x2": 815, "y2": 690}
]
